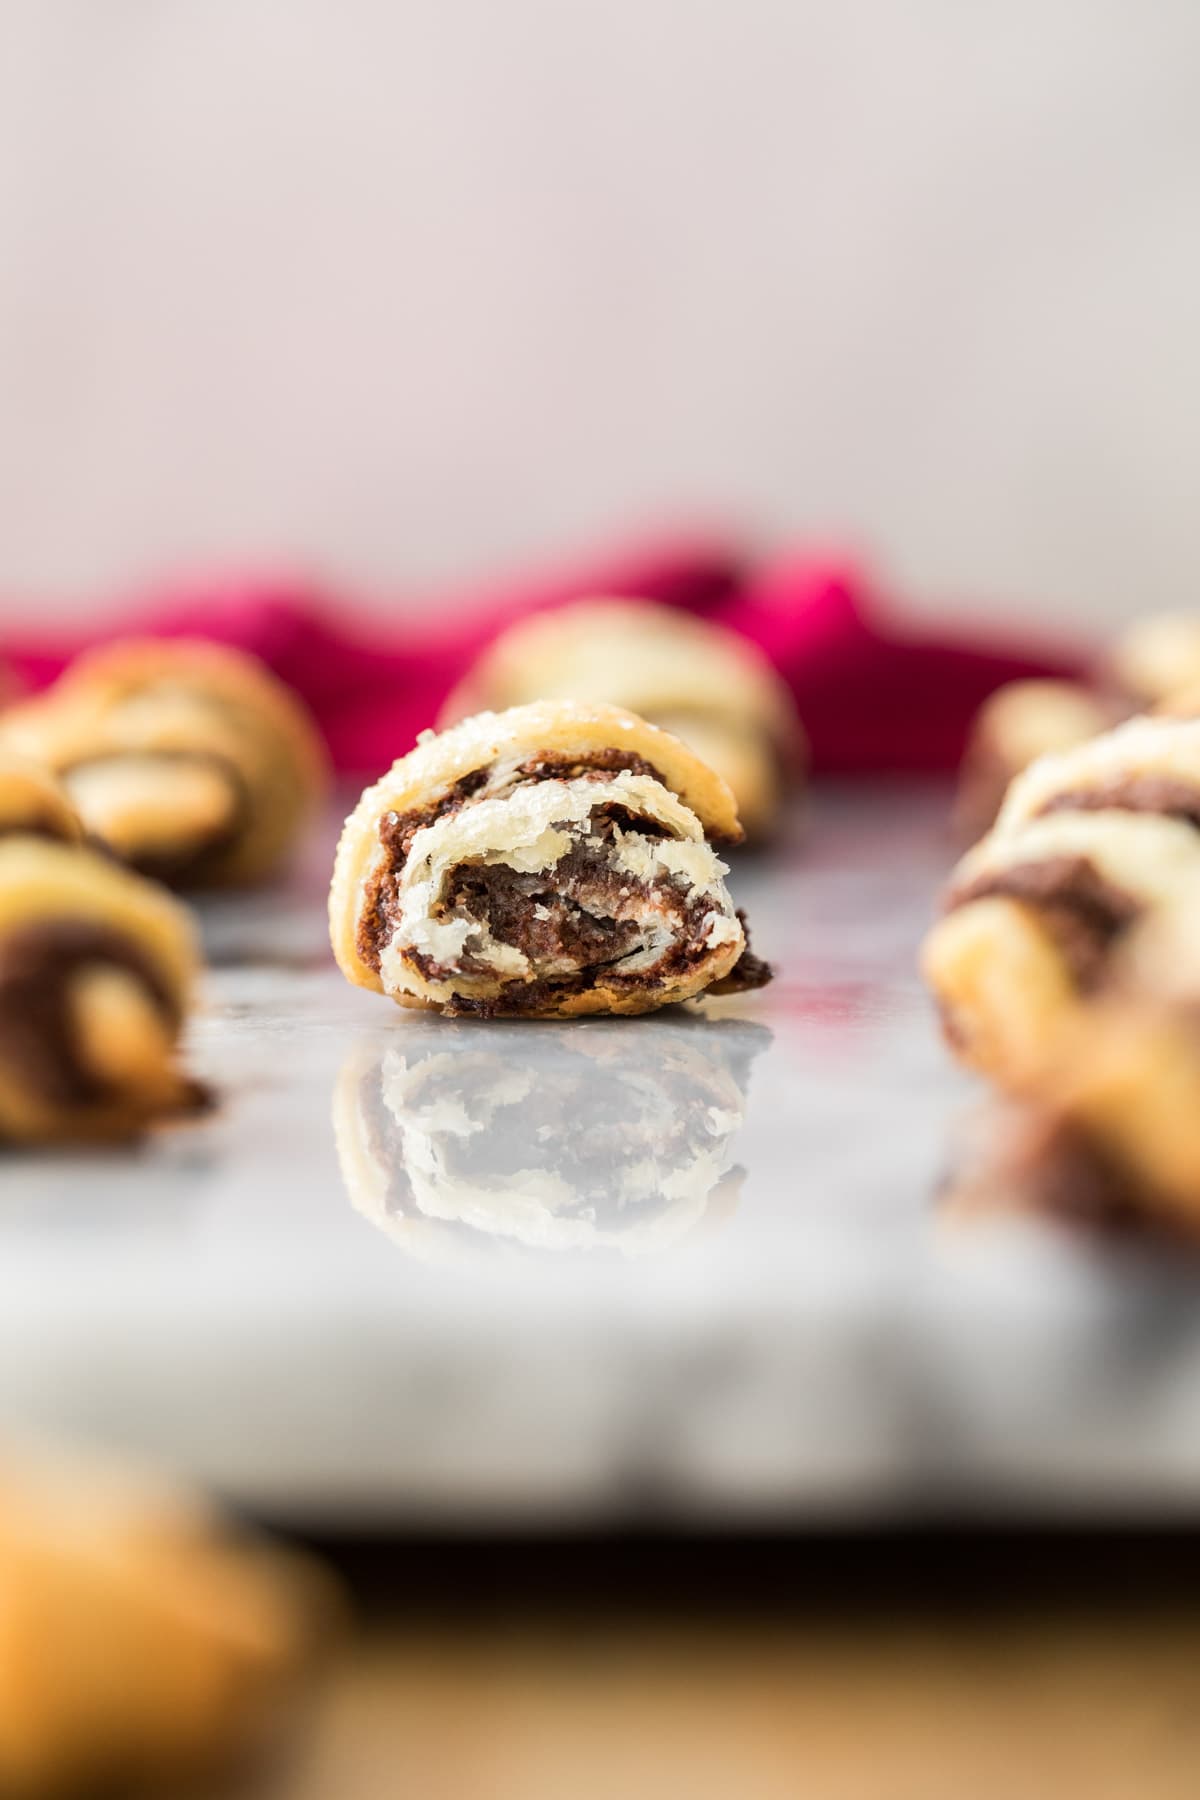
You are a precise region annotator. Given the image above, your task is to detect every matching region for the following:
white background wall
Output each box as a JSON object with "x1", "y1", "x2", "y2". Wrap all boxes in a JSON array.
[{"x1": 1, "y1": 1, "x2": 1198, "y2": 627}]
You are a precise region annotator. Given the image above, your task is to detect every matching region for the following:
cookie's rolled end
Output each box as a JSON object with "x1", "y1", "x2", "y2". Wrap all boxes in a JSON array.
[
  {"x1": 927, "y1": 709, "x2": 1200, "y2": 1089},
  {"x1": 330, "y1": 701, "x2": 768, "y2": 1019},
  {"x1": 0, "y1": 839, "x2": 203, "y2": 1142},
  {"x1": 0, "y1": 755, "x2": 84, "y2": 847},
  {"x1": 0, "y1": 639, "x2": 328, "y2": 887},
  {"x1": 925, "y1": 810, "x2": 1200, "y2": 1088}
]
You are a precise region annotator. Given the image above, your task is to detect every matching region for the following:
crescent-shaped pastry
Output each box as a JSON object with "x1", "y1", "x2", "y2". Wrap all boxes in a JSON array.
[
  {"x1": 439, "y1": 598, "x2": 805, "y2": 841},
  {"x1": 0, "y1": 754, "x2": 84, "y2": 845},
  {"x1": 0, "y1": 640, "x2": 328, "y2": 886},
  {"x1": 0, "y1": 838, "x2": 202, "y2": 1141},
  {"x1": 330, "y1": 701, "x2": 770, "y2": 1018},
  {"x1": 0, "y1": 1443, "x2": 335, "y2": 1796},
  {"x1": 334, "y1": 1016, "x2": 766, "y2": 1260},
  {"x1": 953, "y1": 679, "x2": 1123, "y2": 843},
  {"x1": 923, "y1": 713, "x2": 1200, "y2": 1088}
]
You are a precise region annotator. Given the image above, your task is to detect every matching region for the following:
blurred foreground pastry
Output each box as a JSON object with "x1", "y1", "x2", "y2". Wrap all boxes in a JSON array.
[
  {"x1": 953, "y1": 679, "x2": 1122, "y2": 843},
  {"x1": 0, "y1": 639, "x2": 328, "y2": 886},
  {"x1": 336, "y1": 1016, "x2": 767, "y2": 1260},
  {"x1": 0, "y1": 837, "x2": 202, "y2": 1141},
  {"x1": 440, "y1": 598, "x2": 804, "y2": 841},
  {"x1": 331, "y1": 700, "x2": 770, "y2": 1018},
  {"x1": 924, "y1": 713, "x2": 1200, "y2": 1089},
  {"x1": 0, "y1": 1443, "x2": 334, "y2": 1797},
  {"x1": 945, "y1": 898, "x2": 1200, "y2": 1236}
]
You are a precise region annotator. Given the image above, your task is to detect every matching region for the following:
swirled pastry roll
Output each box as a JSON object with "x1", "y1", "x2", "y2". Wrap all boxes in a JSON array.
[
  {"x1": 944, "y1": 898, "x2": 1200, "y2": 1236},
  {"x1": 331, "y1": 701, "x2": 770, "y2": 1018},
  {"x1": 923, "y1": 714, "x2": 1200, "y2": 1088},
  {"x1": 0, "y1": 1444, "x2": 335, "y2": 1797},
  {"x1": 440, "y1": 598, "x2": 805, "y2": 841},
  {"x1": 0, "y1": 754, "x2": 83, "y2": 845},
  {"x1": 953, "y1": 680, "x2": 1123, "y2": 843},
  {"x1": 335, "y1": 1016, "x2": 766, "y2": 1261},
  {"x1": 0, "y1": 640, "x2": 328, "y2": 886},
  {"x1": 0, "y1": 839, "x2": 201, "y2": 1141}
]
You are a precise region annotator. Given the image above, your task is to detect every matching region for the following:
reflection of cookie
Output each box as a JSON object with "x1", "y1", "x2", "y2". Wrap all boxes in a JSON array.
[
  {"x1": 953, "y1": 680, "x2": 1122, "y2": 843},
  {"x1": 330, "y1": 701, "x2": 770, "y2": 1018},
  {"x1": 0, "y1": 754, "x2": 83, "y2": 846},
  {"x1": 924, "y1": 714, "x2": 1200, "y2": 1088},
  {"x1": 334, "y1": 1017, "x2": 768, "y2": 1261},
  {"x1": 440, "y1": 599, "x2": 805, "y2": 841},
  {"x1": 0, "y1": 640, "x2": 328, "y2": 886},
  {"x1": 0, "y1": 1443, "x2": 335, "y2": 1796},
  {"x1": 0, "y1": 838, "x2": 202, "y2": 1142}
]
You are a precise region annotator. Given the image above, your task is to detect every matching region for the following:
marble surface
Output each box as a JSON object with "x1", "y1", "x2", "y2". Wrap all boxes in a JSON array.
[{"x1": 3, "y1": 785, "x2": 1200, "y2": 1528}]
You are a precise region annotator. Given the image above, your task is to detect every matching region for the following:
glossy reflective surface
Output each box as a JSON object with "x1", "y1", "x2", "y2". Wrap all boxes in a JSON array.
[{"x1": 2, "y1": 785, "x2": 1200, "y2": 1526}]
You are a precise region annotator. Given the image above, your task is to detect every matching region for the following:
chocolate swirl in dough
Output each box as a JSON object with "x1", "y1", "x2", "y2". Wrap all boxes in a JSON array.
[
  {"x1": 923, "y1": 713, "x2": 1200, "y2": 1089},
  {"x1": 439, "y1": 598, "x2": 805, "y2": 842},
  {"x1": 330, "y1": 701, "x2": 771, "y2": 1018},
  {"x1": 953, "y1": 679, "x2": 1124, "y2": 844},
  {"x1": 0, "y1": 639, "x2": 328, "y2": 886},
  {"x1": 0, "y1": 839, "x2": 202, "y2": 1141},
  {"x1": 943, "y1": 896, "x2": 1200, "y2": 1237}
]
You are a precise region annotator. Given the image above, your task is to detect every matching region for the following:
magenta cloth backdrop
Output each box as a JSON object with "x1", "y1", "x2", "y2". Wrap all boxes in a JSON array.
[{"x1": 1, "y1": 537, "x2": 1081, "y2": 777}]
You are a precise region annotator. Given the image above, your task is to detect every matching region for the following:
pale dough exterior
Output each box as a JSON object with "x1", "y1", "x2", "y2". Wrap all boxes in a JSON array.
[
  {"x1": 995, "y1": 714, "x2": 1200, "y2": 833},
  {"x1": 1107, "y1": 612, "x2": 1200, "y2": 709},
  {"x1": 439, "y1": 598, "x2": 804, "y2": 840}
]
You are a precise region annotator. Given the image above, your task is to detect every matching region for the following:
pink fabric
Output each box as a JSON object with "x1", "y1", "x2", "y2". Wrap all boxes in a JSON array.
[{"x1": 1, "y1": 537, "x2": 1082, "y2": 777}]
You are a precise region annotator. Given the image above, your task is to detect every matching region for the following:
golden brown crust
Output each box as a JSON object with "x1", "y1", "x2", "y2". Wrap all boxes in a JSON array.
[
  {"x1": 330, "y1": 701, "x2": 755, "y2": 1019},
  {"x1": 0, "y1": 754, "x2": 83, "y2": 845},
  {"x1": 439, "y1": 599, "x2": 804, "y2": 840},
  {"x1": 0, "y1": 639, "x2": 328, "y2": 886}
]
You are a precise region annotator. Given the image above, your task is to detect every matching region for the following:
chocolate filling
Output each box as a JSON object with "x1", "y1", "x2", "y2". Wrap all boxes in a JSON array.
[
  {"x1": 1038, "y1": 775, "x2": 1200, "y2": 831},
  {"x1": 0, "y1": 922, "x2": 179, "y2": 1109},
  {"x1": 949, "y1": 855, "x2": 1141, "y2": 988},
  {"x1": 516, "y1": 750, "x2": 663, "y2": 784},
  {"x1": 710, "y1": 912, "x2": 773, "y2": 994},
  {"x1": 357, "y1": 754, "x2": 667, "y2": 974},
  {"x1": 0, "y1": 816, "x2": 73, "y2": 845}
]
